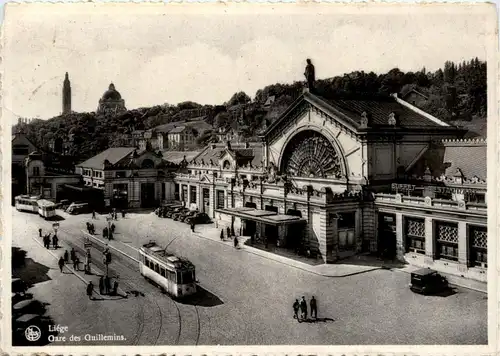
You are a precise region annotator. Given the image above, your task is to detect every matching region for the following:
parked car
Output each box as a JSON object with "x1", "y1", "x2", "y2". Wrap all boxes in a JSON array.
[
  {"x1": 185, "y1": 212, "x2": 212, "y2": 225},
  {"x1": 172, "y1": 208, "x2": 189, "y2": 221},
  {"x1": 67, "y1": 202, "x2": 90, "y2": 215},
  {"x1": 166, "y1": 207, "x2": 184, "y2": 219},
  {"x1": 409, "y1": 268, "x2": 449, "y2": 295},
  {"x1": 180, "y1": 210, "x2": 198, "y2": 223},
  {"x1": 58, "y1": 200, "x2": 71, "y2": 210}
]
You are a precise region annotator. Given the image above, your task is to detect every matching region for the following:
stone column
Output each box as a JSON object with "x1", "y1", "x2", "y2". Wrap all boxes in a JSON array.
[
  {"x1": 458, "y1": 221, "x2": 469, "y2": 269},
  {"x1": 395, "y1": 213, "x2": 405, "y2": 261},
  {"x1": 187, "y1": 184, "x2": 191, "y2": 206},
  {"x1": 210, "y1": 185, "x2": 216, "y2": 218},
  {"x1": 318, "y1": 209, "x2": 336, "y2": 263},
  {"x1": 424, "y1": 217, "x2": 435, "y2": 264},
  {"x1": 355, "y1": 208, "x2": 362, "y2": 253}
]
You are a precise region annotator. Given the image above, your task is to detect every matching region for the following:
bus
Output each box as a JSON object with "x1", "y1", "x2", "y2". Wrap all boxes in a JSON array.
[
  {"x1": 139, "y1": 241, "x2": 197, "y2": 298},
  {"x1": 37, "y1": 199, "x2": 57, "y2": 219},
  {"x1": 14, "y1": 195, "x2": 40, "y2": 213}
]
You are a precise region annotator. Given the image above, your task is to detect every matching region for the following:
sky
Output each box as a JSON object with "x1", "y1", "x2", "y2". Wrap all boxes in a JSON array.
[{"x1": 2, "y1": 3, "x2": 498, "y2": 122}]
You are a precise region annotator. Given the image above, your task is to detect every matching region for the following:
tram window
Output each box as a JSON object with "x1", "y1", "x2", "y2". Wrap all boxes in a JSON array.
[
  {"x1": 176, "y1": 271, "x2": 182, "y2": 284},
  {"x1": 182, "y1": 271, "x2": 194, "y2": 284},
  {"x1": 168, "y1": 270, "x2": 176, "y2": 282},
  {"x1": 160, "y1": 267, "x2": 166, "y2": 277},
  {"x1": 154, "y1": 264, "x2": 160, "y2": 273}
]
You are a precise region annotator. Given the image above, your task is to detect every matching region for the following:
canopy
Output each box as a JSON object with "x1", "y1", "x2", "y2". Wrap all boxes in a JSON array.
[{"x1": 215, "y1": 207, "x2": 307, "y2": 226}]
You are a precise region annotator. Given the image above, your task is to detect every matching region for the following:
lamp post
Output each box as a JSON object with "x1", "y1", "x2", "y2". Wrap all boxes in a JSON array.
[{"x1": 106, "y1": 216, "x2": 112, "y2": 240}]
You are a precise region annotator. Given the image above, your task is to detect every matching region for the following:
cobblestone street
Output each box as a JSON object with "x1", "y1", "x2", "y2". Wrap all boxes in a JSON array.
[{"x1": 12, "y1": 209, "x2": 488, "y2": 345}]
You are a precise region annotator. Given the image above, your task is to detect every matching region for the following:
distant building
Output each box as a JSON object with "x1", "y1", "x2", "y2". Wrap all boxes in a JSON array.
[
  {"x1": 402, "y1": 88, "x2": 429, "y2": 108},
  {"x1": 263, "y1": 95, "x2": 275, "y2": 108},
  {"x1": 97, "y1": 83, "x2": 127, "y2": 115},
  {"x1": 12, "y1": 131, "x2": 39, "y2": 201},
  {"x1": 62, "y1": 72, "x2": 72, "y2": 115}
]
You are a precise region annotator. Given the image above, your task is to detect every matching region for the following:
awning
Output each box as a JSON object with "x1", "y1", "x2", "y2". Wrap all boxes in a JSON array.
[{"x1": 215, "y1": 207, "x2": 307, "y2": 226}]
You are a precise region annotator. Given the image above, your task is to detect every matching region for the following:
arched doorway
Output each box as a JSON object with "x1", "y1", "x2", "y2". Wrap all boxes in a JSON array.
[{"x1": 280, "y1": 130, "x2": 344, "y2": 178}]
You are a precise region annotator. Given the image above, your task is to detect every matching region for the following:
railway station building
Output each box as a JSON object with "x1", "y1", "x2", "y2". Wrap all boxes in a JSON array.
[{"x1": 173, "y1": 89, "x2": 487, "y2": 282}]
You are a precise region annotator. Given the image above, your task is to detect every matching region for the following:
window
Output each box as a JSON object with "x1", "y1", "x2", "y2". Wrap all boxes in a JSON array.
[
  {"x1": 160, "y1": 267, "x2": 166, "y2": 277},
  {"x1": 470, "y1": 225, "x2": 487, "y2": 267},
  {"x1": 217, "y1": 190, "x2": 225, "y2": 209},
  {"x1": 436, "y1": 222, "x2": 458, "y2": 261},
  {"x1": 174, "y1": 184, "x2": 180, "y2": 201},
  {"x1": 265, "y1": 205, "x2": 278, "y2": 213},
  {"x1": 338, "y1": 212, "x2": 356, "y2": 251},
  {"x1": 223, "y1": 160, "x2": 231, "y2": 170},
  {"x1": 176, "y1": 271, "x2": 182, "y2": 284},
  {"x1": 182, "y1": 271, "x2": 194, "y2": 284},
  {"x1": 466, "y1": 191, "x2": 486, "y2": 204},
  {"x1": 13, "y1": 145, "x2": 29, "y2": 155},
  {"x1": 181, "y1": 185, "x2": 188, "y2": 202},
  {"x1": 116, "y1": 171, "x2": 127, "y2": 178},
  {"x1": 33, "y1": 166, "x2": 40, "y2": 176},
  {"x1": 154, "y1": 263, "x2": 160, "y2": 273},
  {"x1": 190, "y1": 186, "x2": 197, "y2": 204},
  {"x1": 141, "y1": 159, "x2": 155, "y2": 169},
  {"x1": 405, "y1": 218, "x2": 425, "y2": 254},
  {"x1": 168, "y1": 270, "x2": 176, "y2": 282}
]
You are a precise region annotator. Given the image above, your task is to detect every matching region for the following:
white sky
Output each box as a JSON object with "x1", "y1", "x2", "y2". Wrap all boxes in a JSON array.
[{"x1": 2, "y1": 3, "x2": 497, "y2": 121}]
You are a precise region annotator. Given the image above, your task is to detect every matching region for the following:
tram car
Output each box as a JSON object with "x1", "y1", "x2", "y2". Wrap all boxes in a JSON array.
[
  {"x1": 14, "y1": 195, "x2": 41, "y2": 213},
  {"x1": 139, "y1": 241, "x2": 197, "y2": 298},
  {"x1": 36, "y1": 199, "x2": 57, "y2": 219}
]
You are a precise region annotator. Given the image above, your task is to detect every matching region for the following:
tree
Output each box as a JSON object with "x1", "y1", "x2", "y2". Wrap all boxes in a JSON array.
[{"x1": 227, "y1": 91, "x2": 251, "y2": 106}]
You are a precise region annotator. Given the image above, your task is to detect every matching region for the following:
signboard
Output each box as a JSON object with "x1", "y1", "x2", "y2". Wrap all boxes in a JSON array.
[
  {"x1": 104, "y1": 199, "x2": 111, "y2": 207},
  {"x1": 391, "y1": 183, "x2": 482, "y2": 195}
]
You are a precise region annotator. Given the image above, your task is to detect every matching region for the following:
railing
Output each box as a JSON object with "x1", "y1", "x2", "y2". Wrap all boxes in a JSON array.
[{"x1": 374, "y1": 193, "x2": 487, "y2": 213}]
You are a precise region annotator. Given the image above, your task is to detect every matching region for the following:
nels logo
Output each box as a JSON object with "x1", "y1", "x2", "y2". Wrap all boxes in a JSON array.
[{"x1": 25, "y1": 325, "x2": 42, "y2": 342}]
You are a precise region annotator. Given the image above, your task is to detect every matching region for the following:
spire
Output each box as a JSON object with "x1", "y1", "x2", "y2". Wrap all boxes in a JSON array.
[{"x1": 62, "y1": 72, "x2": 72, "y2": 115}]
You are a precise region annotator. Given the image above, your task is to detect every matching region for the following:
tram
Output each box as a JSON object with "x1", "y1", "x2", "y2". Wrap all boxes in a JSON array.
[
  {"x1": 14, "y1": 195, "x2": 40, "y2": 213},
  {"x1": 139, "y1": 241, "x2": 197, "y2": 298},
  {"x1": 37, "y1": 199, "x2": 57, "y2": 219}
]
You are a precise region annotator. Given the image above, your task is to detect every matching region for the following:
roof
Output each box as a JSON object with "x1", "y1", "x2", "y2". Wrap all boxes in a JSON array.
[
  {"x1": 76, "y1": 147, "x2": 135, "y2": 169},
  {"x1": 169, "y1": 126, "x2": 188, "y2": 134},
  {"x1": 153, "y1": 118, "x2": 212, "y2": 134},
  {"x1": 160, "y1": 150, "x2": 201, "y2": 164},
  {"x1": 141, "y1": 241, "x2": 194, "y2": 270},
  {"x1": 412, "y1": 268, "x2": 437, "y2": 276},
  {"x1": 408, "y1": 138, "x2": 486, "y2": 182},
  {"x1": 402, "y1": 88, "x2": 429, "y2": 100},
  {"x1": 192, "y1": 142, "x2": 264, "y2": 168}
]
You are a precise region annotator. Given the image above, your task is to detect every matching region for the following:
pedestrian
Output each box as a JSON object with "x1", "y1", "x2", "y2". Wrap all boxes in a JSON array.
[
  {"x1": 99, "y1": 276, "x2": 104, "y2": 294},
  {"x1": 70, "y1": 248, "x2": 76, "y2": 263},
  {"x1": 86, "y1": 281, "x2": 94, "y2": 300},
  {"x1": 220, "y1": 229, "x2": 224, "y2": 241},
  {"x1": 52, "y1": 234, "x2": 58, "y2": 249},
  {"x1": 121, "y1": 210, "x2": 125, "y2": 218},
  {"x1": 86, "y1": 222, "x2": 90, "y2": 233},
  {"x1": 74, "y1": 257, "x2": 81, "y2": 271},
  {"x1": 64, "y1": 250, "x2": 69, "y2": 263},
  {"x1": 114, "y1": 212, "x2": 118, "y2": 220},
  {"x1": 92, "y1": 210, "x2": 96, "y2": 219},
  {"x1": 111, "y1": 223, "x2": 115, "y2": 233},
  {"x1": 293, "y1": 299, "x2": 300, "y2": 321},
  {"x1": 58, "y1": 257, "x2": 65, "y2": 272},
  {"x1": 310, "y1": 296, "x2": 317, "y2": 319},
  {"x1": 234, "y1": 235, "x2": 238, "y2": 248},
  {"x1": 226, "y1": 226, "x2": 231, "y2": 239},
  {"x1": 38, "y1": 228, "x2": 42, "y2": 237},
  {"x1": 105, "y1": 276, "x2": 111, "y2": 294},
  {"x1": 300, "y1": 296, "x2": 308, "y2": 320},
  {"x1": 103, "y1": 227, "x2": 108, "y2": 239},
  {"x1": 113, "y1": 280, "x2": 119, "y2": 296},
  {"x1": 109, "y1": 230, "x2": 113, "y2": 240},
  {"x1": 191, "y1": 222, "x2": 195, "y2": 233}
]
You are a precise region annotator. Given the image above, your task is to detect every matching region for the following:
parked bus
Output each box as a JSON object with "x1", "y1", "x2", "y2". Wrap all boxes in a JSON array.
[
  {"x1": 14, "y1": 195, "x2": 40, "y2": 213},
  {"x1": 37, "y1": 199, "x2": 57, "y2": 219},
  {"x1": 139, "y1": 241, "x2": 197, "y2": 298}
]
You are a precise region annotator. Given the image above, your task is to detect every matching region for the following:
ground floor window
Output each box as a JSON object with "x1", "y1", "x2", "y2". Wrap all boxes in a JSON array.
[
  {"x1": 338, "y1": 212, "x2": 356, "y2": 251},
  {"x1": 265, "y1": 205, "x2": 278, "y2": 213},
  {"x1": 286, "y1": 209, "x2": 302, "y2": 217},
  {"x1": 436, "y1": 221, "x2": 458, "y2": 261},
  {"x1": 174, "y1": 184, "x2": 180, "y2": 201},
  {"x1": 190, "y1": 186, "x2": 197, "y2": 204},
  {"x1": 181, "y1": 185, "x2": 188, "y2": 202},
  {"x1": 245, "y1": 202, "x2": 257, "y2": 209},
  {"x1": 470, "y1": 225, "x2": 487, "y2": 267},
  {"x1": 216, "y1": 190, "x2": 225, "y2": 209},
  {"x1": 405, "y1": 217, "x2": 425, "y2": 254}
]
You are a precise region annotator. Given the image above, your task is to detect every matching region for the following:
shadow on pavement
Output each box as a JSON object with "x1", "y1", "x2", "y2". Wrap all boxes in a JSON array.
[
  {"x1": 12, "y1": 248, "x2": 52, "y2": 288},
  {"x1": 298, "y1": 317, "x2": 335, "y2": 323},
  {"x1": 47, "y1": 215, "x2": 65, "y2": 222},
  {"x1": 432, "y1": 287, "x2": 458, "y2": 298},
  {"x1": 175, "y1": 285, "x2": 224, "y2": 307},
  {"x1": 336, "y1": 254, "x2": 407, "y2": 269}
]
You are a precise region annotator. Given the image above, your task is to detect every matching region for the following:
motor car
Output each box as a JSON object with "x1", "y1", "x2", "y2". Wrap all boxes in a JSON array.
[
  {"x1": 166, "y1": 207, "x2": 184, "y2": 219},
  {"x1": 186, "y1": 212, "x2": 212, "y2": 225},
  {"x1": 180, "y1": 210, "x2": 198, "y2": 223},
  {"x1": 409, "y1": 268, "x2": 449, "y2": 295},
  {"x1": 67, "y1": 202, "x2": 90, "y2": 215},
  {"x1": 172, "y1": 208, "x2": 189, "y2": 221}
]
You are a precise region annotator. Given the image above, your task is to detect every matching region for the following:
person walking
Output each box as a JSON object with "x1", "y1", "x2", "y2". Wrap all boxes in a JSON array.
[
  {"x1": 73, "y1": 257, "x2": 80, "y2": 271},
  {"x1": 234, "y1": 235, "x2": 239, "y2": 248},
  {"x1": 310, "y1": 296, "x2": 317, "y2": 319},
  {"x1": 105, "y1": 276, "x2": 111, "y2": 295},
  {"x1": 64, "y1": 250, "x2": 69, "y2": 263},
  {"x1": 52, "y1": 234, "x2": 59, "y2": 249},
  {"x1": 293, "y1": 299, "x2": 300, "y2": 321},
  {"x1": 300, "y1": 296, "x2": 308, "y2": 321},
  {"x1": 70, "y1": 248, "x2": 76, "y2": 263},
  {"x1": 99, "y1": 276, "x2": 105, "y2": 295},
  {"x1": 113, "y1": 280, "x2": 119, "y2": 296},
  {"x1": 110, "y1": 223, "x2": 115, "y2": 233},
  {"x1": 103, "y1": 227, "x2": 108, "y2": 239},
  {"x1": 38, "y1": 228, "x2": 42, "y2": 237},
  {"x1": 220, "y1": 229, "x2": 224, "y2": 241},
  {"x1": 58, "y1": 257, "x2": 65, "y2": 272},
  {"x1": 226, "y1": 226, "x2": 231, "y2": 239},
  {"x1": 86, "y1": 281, "x2": 94, "y2": 300},
  {"x1": 92, "y1": 210, "x2": 96, "y2": 219},
  {"x1": 191, "y1": 222, "x2": 195, "y2": 233}
]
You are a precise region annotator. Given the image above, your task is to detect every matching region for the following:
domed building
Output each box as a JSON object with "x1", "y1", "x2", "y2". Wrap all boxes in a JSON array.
[{"x1": 97, "y1": 83, "x2": 127, "y2": 115}]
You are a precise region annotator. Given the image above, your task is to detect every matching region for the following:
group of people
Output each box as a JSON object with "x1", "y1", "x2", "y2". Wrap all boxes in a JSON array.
[
  {"x1": 57, "y1": 247, "x2": 82, "y2": 273},
  {"x1": 103, "y1": 224, "x2": 115, "y2": 239},
  {"x1": 293, "y1": 296, "x2": 318, "y2": 322},
  {"x1": 220, "y1": 227, "x2": 240, "y2": 248},
  {"x1": 39, "y1": 229, "x2": 58, "y2": 250},
  {"x1": 98, "y1": 276, "x2": 119, "y2": 296},
  {"x1": 86, "y1": 222, "x2": 96, "y2": 235}
]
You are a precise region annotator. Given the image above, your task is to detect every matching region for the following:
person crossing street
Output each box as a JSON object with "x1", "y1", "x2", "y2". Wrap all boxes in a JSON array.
[
  {"x1": 86, "y1": 281, "x2": 94, "y2": 300},
  {"x1": 58, "y1": 256, "x2": 65, "y2": 272},
  {"x1": 310, "y1": 296, "x2": 318, "y2": 319},
  {"x1": 293, "y1": 299, "x2": 300, "y2": 321}
]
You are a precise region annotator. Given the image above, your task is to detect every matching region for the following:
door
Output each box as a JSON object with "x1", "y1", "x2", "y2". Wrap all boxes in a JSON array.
[
  {"x1": 378, "y1": 213, "x2": 397, "y2": 259},
  {"x1": 202, "y1": 188, "x2": 210, "y2": 213},
  {"x1": 141, "y1": 183, "x2": 156, "y2": 208}
]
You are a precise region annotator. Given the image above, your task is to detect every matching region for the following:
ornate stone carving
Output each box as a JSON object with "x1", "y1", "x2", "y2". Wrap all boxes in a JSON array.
[
  {"x1": 395, "y1": 193, "x2": 402, "y2": 203},
  {"x1": 424, "y1": 196, "x2": 432, "y2": 206},
  {"x1": 388, "y1": 112, "x2": 397, "y2": 126}
]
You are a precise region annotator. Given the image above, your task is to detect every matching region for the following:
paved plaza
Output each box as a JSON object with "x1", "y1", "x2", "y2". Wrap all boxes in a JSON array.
[{"x1": 11, "y1": 209, "x2": 488, "y2": 345}]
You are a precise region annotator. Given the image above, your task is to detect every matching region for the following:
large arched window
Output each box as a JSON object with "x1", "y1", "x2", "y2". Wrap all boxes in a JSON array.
[
  {"x1": 141, "y1": 159, "x2": 155, "y2": 169},
  {"x1": 281, "y1": 130, "x2": 342, "y2": 178},
  {"x1": 223, "y1": 160, "x2": 231, "y2": 170}
]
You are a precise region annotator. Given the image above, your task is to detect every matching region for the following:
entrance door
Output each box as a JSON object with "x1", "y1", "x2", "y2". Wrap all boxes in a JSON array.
[
  {"x1": 141, "y1": 183, "x2": 156, "y2": 208},
  {"x1": 265, "y1": 224, "x2": 278, "y2": 245},
  {"x1": 202, "y1": 188, "x2": 210, "y2": 213},
  {"x1": 243, "y1": 220, "x2": 256, "y2": 236},
  {"x1": 378, "y1": 213, "x2": 397, "y2": 259}
]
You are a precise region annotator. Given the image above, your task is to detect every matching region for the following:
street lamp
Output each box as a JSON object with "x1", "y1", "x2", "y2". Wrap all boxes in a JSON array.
[{"x1": 106, "y1": 216, "x2": 112, "y2": 240}]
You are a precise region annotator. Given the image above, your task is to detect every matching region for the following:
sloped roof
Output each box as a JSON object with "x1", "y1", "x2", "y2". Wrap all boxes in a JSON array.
[
  {"x1": 160, "y1": 150, "x2": 200, "y2": 164},
  {"x1": 193, "y1": 142, "x2": 265, "y2": 168},
  {"x1": 76, "y1": 147, "x2": 135, "y2": 169},
  {"x1": 169, "y1": 126, "x2": 188, "y2": 134}
]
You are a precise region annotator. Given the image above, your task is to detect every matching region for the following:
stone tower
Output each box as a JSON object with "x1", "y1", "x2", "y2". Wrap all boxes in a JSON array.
[{"x1": 62, "y1": 72, "x2": 71, "y2": 115}]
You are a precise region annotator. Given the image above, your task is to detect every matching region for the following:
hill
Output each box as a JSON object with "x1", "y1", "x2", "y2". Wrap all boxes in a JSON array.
[{"x1": 15, "y1": 58, "x2": 486, "y2": 160}]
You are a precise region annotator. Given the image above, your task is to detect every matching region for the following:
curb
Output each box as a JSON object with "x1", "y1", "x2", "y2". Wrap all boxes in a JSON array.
[{"x1": 193, "y1": 232, "x2": 381, "y2": 278}]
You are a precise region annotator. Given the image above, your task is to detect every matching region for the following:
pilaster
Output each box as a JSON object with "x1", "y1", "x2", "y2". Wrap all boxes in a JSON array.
[
  {"x1": 395, "y1": 212, "x2": 404, "y2": 260},
  {"x1": 424, "y1": 217, "x2": 435, "y2": 264},
  {"x1": 458, "y1": 221, "x2": 469, "y2": 268},
  {"x1": 187, "y1": 184, "x2": 191, "y2": 205}
]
